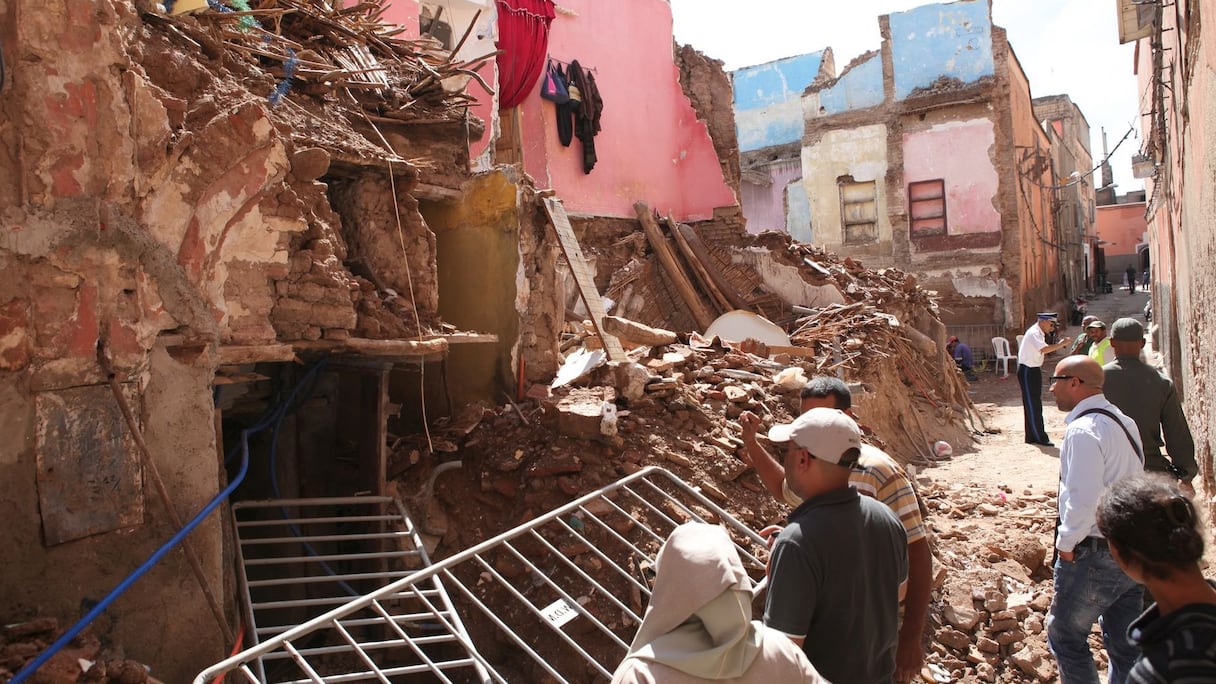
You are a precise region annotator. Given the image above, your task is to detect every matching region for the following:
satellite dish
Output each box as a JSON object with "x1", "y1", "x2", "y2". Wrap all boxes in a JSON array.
[{"x1": 704, "y1": 311, "x2": 791, "y2": 348}]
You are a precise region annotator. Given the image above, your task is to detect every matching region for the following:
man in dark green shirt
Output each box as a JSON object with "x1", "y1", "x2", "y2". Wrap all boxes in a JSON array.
[{"x1": 1102, "y1": 318, "x2": 1197, "y2": 493}]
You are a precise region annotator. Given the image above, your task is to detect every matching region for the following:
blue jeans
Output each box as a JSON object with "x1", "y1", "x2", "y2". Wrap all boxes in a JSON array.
[{"x1": 1047, "y1": 541, "x2": 1143, "y2": 684}]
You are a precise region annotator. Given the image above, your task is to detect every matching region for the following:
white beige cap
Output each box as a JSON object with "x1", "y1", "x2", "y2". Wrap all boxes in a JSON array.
[{"x1": 767, "y1": 407, "x2": 862, "y2": 466}]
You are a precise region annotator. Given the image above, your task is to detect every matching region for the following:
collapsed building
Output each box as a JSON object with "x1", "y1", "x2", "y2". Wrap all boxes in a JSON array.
[
  {"x1": 0, "y1": 0, "x2": 1010, "y2": 681},
  {"x1": 733, "y1": 0, "x2": 1090, "y2": 355}
]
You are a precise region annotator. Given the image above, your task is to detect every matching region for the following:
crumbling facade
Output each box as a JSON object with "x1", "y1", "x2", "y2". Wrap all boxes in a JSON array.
[
  {"x1": 1032, "y1": 94, "x2": 1095, "y2": 298},
  {"x1": 0, "y1": 0, "x2": 745, "y2": 676},
  {"x1": 733, "y1": 0, "x2": 1069, "y2": 346},
  {"x1": 1125, "y1": 0, "x2": 1214, "y2": 496}
]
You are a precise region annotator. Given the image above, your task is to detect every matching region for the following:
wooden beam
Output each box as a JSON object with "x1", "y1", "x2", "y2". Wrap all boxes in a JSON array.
[
  {"x1": 294, "y1": 337, "x2": 449, "y2": 359},
  {"x1": 219, "y1": 344, "x2": 298, "y2": 365},
  {"x1": 673, "y1": 222, "x2": 753, "y2": 311},
  {"x1": 665, "y1": 216, "x2": 731, "y2": 313},
  {"x1": 544, "y1": 197, "x2": 627, "y2": 361},
  {"x1": 767, "y1": 344, "x2": 819, "y2": 359},
  {"x1": 634, "y1": 201, "x2": 715, "y2": 331}
]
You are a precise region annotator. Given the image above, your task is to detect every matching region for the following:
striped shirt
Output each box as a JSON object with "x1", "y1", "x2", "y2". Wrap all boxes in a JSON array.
[
  {"x1": 1128, "y1": 599, "x2": 1216, "y2": 684},
  {"x1": 783, "y1": 444, "x2": 927, "y2": 544}
]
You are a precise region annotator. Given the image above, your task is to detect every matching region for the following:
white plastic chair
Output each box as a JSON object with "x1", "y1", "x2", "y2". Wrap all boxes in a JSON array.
[
  {"x1": 1016, "y1": 334, "x2": 1025, "y2": 349},
  {"x1": 991, "y1": 337, "x2": 1017, "y2": 377}
]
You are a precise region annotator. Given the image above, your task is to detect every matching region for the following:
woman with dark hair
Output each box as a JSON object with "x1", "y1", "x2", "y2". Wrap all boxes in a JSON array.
[{"x1": 1097, "y1": 473, "x2": 1216, "y2": 682}]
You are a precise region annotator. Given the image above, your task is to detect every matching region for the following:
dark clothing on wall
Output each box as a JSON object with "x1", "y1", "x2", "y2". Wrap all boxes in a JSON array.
[{"x1": 565, "y1": 60, "x2": 602, "y2": 173}]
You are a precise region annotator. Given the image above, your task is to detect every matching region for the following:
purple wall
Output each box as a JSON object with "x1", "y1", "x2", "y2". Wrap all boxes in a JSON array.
[{"x1": 741, "y1": 159, "x2": 802, "y2": 235}]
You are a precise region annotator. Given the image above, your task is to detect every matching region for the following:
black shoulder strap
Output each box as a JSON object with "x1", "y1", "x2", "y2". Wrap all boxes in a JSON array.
[{"x1": 1078, "y1": 408, "x2": 1144, "y2": 464}]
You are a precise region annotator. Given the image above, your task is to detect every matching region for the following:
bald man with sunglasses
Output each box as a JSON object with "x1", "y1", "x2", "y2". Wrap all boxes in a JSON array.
[{"x1": 1046, "y1": 356, "x2": 1145, "y2": 684}]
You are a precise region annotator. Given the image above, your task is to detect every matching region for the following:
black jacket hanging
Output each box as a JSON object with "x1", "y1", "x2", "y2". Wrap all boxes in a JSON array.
[{"x1": 566, "y1": 60, "x2": 603, "y2": 173}]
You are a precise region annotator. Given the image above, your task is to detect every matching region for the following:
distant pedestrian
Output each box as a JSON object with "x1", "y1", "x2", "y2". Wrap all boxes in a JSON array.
[
  {"x1": 1047, "y1": 355, "x2": 1144, "y2": 684},
  {"x1": 1127, "y1": 265, "x2": 1137, "y2": 294},
  {"x1": 1069, "y1": 315, "x2": 1099, "y2": 356},
  {"x1": 947, "y1": 336, "x2": 978, "y2": 381},
  {"x1": 1017, "y1": 313, "x2": 1073, "y2": 446},
  {"x1": 1102, "y1": 318, "x2": 1198, "y2": 494},
  {"x1": 1085, "y1": 320, "x2": 1114, "y2": 366},
  {"x1": 1097, "y1": 474, "x2": 1216, "y2": 683}
]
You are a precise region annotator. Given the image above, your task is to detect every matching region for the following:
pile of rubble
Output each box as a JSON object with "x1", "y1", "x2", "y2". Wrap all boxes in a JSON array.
[
  {"x1": 148, "y1": 0, "x2": 487, "y2": 155},
  {"x1": 919, "y1": 478, "x2": 1064, "y2": 683},
  {"x1": 0, "y1": 619, "x2": 162, "y2": 684}
]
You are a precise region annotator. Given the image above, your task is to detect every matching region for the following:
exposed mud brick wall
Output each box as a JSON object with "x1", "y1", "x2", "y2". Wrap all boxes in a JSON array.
[
  {"x1": 675, "y1": 44, "x2": 742, "y2": 196},
  {"x1": 517, "y1": 195, "x2": 563, "y2": 383},
  {"x1": 0, "y1": 0, "x2": 452, "y2": 676},
  {"x1": 325, "y1": 173, "x2": 440, "y2": 338}
]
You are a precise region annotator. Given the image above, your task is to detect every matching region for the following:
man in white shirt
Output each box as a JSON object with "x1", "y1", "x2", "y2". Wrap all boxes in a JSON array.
[
  {"x1": 1017, "y1": 313, "x2": 1073, "y2": 446},
  {"x1": 1046, "y1": 355, "x2": 1144, "y2": 684}
]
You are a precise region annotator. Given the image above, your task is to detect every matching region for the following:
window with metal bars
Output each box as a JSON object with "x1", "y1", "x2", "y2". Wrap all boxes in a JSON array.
[
  {"x1": 908, "y1": 179, "x2": 947, "y2": 237},
  {"x1": 839, "y1": 178, "x2": 878, "y2": 244}
]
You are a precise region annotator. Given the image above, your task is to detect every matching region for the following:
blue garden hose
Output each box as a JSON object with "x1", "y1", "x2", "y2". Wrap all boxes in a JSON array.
[{"x1": 11, "y1": 359, "x2": 327, "y2": 683}]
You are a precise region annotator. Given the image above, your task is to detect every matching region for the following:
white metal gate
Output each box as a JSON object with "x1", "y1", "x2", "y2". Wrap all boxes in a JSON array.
[{"x1": 197, "y1": 466, "x2": 769, "y2": 683}]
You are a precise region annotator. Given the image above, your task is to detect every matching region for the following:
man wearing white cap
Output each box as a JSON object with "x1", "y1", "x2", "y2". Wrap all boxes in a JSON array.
[
  {"x1": 762, "y1": 408, "x2": 908, "y2": 684},
  {"x1": 1018, "y1": 313, "x2": 1074, "y2": 446}
]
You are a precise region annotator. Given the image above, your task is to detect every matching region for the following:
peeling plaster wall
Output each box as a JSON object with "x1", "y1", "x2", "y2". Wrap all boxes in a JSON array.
[
  {"x1": 902, "y1": 118, "x2": 1000, "y2": 235},
  {"x1": 888, "y1": 0, "x2": 994, "y2": 100},
  {"x1": 0, "y1": 0, "x2": 453, "y2": 674},
  {"x1": 802, "y1": 124, "x2": 889, "y2": 248},
  {"x1": 519, "y1": 0, "x2": 736, "y2": 220},
  {"x1": 422, "y1": 172, "x2": 520, "y2": 404},
  {"x1": 732, "y1": 248, "x2": 847, "y2": 309},
  {"x1": 1005, "y1": 47, "x2": 1062, "y2": 324},
  {"x1": 734, "y1": 52, "x2": 829, "y2": 151},
  {"x1": 740, "y1": 159, "x2": 803, "y2": 236},
  {"x1": 818, "y1": 54, "x2": 884, "y2": 115}
]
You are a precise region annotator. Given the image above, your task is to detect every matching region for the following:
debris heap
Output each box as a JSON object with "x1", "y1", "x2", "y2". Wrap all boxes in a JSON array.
[
  {"x1": 152, "y1": 0, "x2": 490, "y2": 155},
  {"x1": 919, "y1": 478, "x2": 1061, "y2": 683},
  {"x1": 1, "y1": 619, "x2": 163, "y2": 683}
]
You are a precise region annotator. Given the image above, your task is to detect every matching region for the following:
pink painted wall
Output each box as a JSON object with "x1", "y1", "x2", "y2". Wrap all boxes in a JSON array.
[
  {"x1": 380, "y1": 1, "x2": 495, "y2": 163},
  {"x1": 380, "y1": 0, "x2": 420, "y2": 38},
  {"x1": 902, "y1": 119, "x2": 1000, "y2": 234},
  {"x1": 1095, "y1": 203, "x2": 1148, "y2": 257},
  {"x1": 741, "y1": 159, "x2": 801, "y2": 234},
  {"x1": 519, "y1": 0, "x2": 736, "y2": 220}
]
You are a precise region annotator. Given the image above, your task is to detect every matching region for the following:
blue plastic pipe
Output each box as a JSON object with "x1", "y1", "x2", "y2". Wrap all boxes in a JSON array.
[{"x1": 12, "y1": 360, "x2": 326, "y2": 682}]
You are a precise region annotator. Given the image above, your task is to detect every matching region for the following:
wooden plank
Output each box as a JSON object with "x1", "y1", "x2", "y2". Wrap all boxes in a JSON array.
[
  {"x1": 543, "y1": 197, "x2": 627, "y2": 361},
  {"x1": 767, "y1": 344, "x2": 820, "y2": 359},
  {"x1": 220, "y1": 344, "x2": 298, "y2": 365},
  {"x1": 673, "y1": 222, "x2": 754, "y2": 311},
  {"x1": 634, "y1": 201, "x2": 715, "y2": 331},
  {"x1": 665, "y1": 215, "x2": 731, "y2": 314},
  {"x1": 294, "y1": 338, "x2": 449, "y2": 359}
]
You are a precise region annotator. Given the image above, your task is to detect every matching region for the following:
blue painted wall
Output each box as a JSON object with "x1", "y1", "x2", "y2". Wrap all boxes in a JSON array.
[
  {"x1": 888, "y1": 0, "x2": 993, "y2": 101},
  {"x1": 818, "y1": 55, "x2": 885, "y2": 115},
  {"x1": 733, "y1": 51, "x2": 827, "y2": 151}
]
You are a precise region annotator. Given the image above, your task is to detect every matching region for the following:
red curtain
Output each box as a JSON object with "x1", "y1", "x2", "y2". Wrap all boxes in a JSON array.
[{"x1": 495, "y1": 0, "x2": 556, "y2": 109}]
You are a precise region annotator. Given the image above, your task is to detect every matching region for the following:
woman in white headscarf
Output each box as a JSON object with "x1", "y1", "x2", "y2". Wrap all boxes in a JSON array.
[{"x1": 611, "y1": 523, "x2": 827, "y2": 683}]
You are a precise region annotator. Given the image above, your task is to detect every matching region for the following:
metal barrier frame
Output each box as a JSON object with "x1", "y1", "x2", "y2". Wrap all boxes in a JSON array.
[{"x1": 196, "y1": 466, "x2": 768, "y2": 683}]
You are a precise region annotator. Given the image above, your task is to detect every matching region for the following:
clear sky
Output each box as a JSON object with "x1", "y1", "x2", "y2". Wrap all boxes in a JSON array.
[{"x1": 670, "y1": 0, "x2": 1144, "y2": 194}]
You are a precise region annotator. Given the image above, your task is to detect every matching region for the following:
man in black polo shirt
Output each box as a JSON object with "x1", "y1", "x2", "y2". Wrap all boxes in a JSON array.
[{"x1": 763, "y1": 408, "x2": 908, "y2": 683}]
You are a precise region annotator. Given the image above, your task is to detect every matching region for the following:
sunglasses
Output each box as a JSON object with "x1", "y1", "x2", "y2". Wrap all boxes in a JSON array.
[{"x1": 1050, "y1": 375, "x2": 1083, "y2": 383}]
